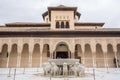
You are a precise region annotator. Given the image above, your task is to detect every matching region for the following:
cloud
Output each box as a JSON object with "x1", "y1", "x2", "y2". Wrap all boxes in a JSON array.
[{"x1": 0, "y1": 0, "x2": 120, "y2": 28}]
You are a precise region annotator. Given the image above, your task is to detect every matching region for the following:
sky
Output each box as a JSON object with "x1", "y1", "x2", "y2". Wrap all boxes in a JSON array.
[{"x1": 0, "y1": 0, "x2": 120, "y2": 28}]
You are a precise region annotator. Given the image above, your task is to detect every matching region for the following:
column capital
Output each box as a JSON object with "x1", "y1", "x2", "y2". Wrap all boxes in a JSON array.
[{"x1": 113, "y1": 44, "x2": 117, "y2": 52}]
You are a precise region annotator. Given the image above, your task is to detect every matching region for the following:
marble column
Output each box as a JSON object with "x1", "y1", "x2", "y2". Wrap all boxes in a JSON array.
[
  {"x1": 91, "y1": 44, "x2": 96, "y2": 68},
  {"x1": 102, "y1": 43, "x2": 108, "y2": 68},
  {"x1": 81, "y1": 43, "x2": 85, "y2": 64},
  {"x1": 17, "y1": 42, "x2": 22, "y2": 68},
  {"x1": 29, "y1": 43, "x2": 34, "y2": 68},
  {"x1": 70, "y1": 44, "x2": 75, "y2": 58},
  {"x1": 40, "y1": 43, "x2": 43, "y2": 67},
  {"x1": 0, "y1": 40, "x2": 2, "y2": 53},
  {"x1": 113, "y1": 44, "x2": 118, "y2": 68}
]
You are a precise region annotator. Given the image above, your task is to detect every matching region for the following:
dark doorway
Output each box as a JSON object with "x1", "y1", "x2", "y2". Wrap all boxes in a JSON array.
[{"x1": 56, "y1": 51, "x2": 68, "y2": 58}]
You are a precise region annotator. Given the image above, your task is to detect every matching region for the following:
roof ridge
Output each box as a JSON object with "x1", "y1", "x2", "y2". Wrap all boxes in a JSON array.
[{"x1": 57, "y1": 5, "x2": 66, "y2": 7}]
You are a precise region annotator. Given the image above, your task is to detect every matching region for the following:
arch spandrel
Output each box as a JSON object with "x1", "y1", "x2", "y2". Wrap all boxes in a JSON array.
[
  {"x1": 0, "y1": 40, "x2": 2, "y2": 52},
  {"x1": 74, "y1": 39, "x2": 81, "y2": 44},
  {"x1": 116, "y1": 39, "x2": 120, "y2": 44},
  {"x1": 38, "y1": 39, "x2": 43, "y2": 54},
  {"x1": 90, "y1": 42, "x2": 96, "y2": 53},
  {"x1": 52, "y1": 41, "x2": 71, "y2": 52},
  {"x1": 17, "y1": 40, "x2": 23, "y2": 53},
  {"x1": 33, "y1": 38, "x2": 41, "y2": 43},
  {"x1": 7, "y1": 44, "x2": 11, "y2": 53},
  {"x1": 22, "y1": 38, "x2": 30, "y2": 44},
  {"x1": 11, "y1": 39, "x2": 18, "y2": 44},
  {"x1": 29, "y1": 43, "x2": 34, "y2": 53},
  {"x1": 117, "y1": 44, "x2": 120, "y2": 58},
  {"x1": 1, "y1": 39, "x2": 9, "y2": 44},
  {"x1": 100, "y1": 40, "x2": 107, "y2": 53},
  {"x1": 112, "y1": 44, "x2": 117, "y2": 52},
  {"x1": 0, "y1": 46, "x2": 2, "y2": 52},
  {"x1": 80, "y1": 42, "x2": 86, "y2": 53},
  {"x1": 40, "y1": 44, "x2": 43, "y2": 54},
  {"x1": 43, "y1": 39, "x2": 50, "y2": 45},
  {"x1": 112, "y1": 39, "x2": 118, "y2": 52}
]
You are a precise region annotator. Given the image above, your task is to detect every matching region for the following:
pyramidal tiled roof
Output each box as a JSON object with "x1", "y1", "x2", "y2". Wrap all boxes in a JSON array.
[
  {"x1": 57, "y1": 5, "x2": 67, "y2": 8},
  {"x1": 48, "y1": 5, "x2": 77, "y2": 9}
]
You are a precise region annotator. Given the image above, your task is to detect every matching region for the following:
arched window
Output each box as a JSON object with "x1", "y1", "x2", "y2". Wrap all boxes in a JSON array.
[
  {"x1": 66, "y1": 22, "x2": 69, "y2": 28},
  {"x1": 61, "y1": 22, "x2": 64, "y2": 28},
  {"x1": 56, "y1": 21, "x2": 59, "y2": 28}
]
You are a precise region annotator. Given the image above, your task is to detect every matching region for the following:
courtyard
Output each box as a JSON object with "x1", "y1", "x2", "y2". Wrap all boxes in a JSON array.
[{"x1": 0, "y1": 68, "x2": 120, "y2": 80}]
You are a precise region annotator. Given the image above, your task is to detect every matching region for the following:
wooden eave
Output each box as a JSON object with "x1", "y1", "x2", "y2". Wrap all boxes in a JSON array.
[
  {"x1": 75, "y1": 23, "x2": 104, "y2": 27},
  {"x1": 42, "y1": 11, "x2": 48, "y2": 20},
  {"x1": 5, "y1": 23, "x2": 50, "y2": 27},
  {"x1": 0, "y1": 29, "x2": 120, "y2": 37},
  {"x1": 76, "y1": 12, "x2": 81, "y2": 19}
]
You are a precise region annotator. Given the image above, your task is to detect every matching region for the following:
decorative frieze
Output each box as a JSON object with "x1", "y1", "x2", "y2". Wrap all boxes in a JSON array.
[
  {"x1": 74, "y1": 39, "x2": 81, "y2": 44},
  {"x1": 83, "y1": 39, "x2": 91, "y2": 44},
  {"x1": 43, "y1": 39, "x2": 50, "y2": 44},
  {"x1": 115, "y1": 39, "x2": 120, "y2": 44},
  {"x1": 34, "y1": 39, "x2": 41, "y2": 43},
  {"x1": 1, "y1": 39, "x2": 9, "y2": 44},
  {"x1": 106, "y1": 39, "x2": 114, "y2": 44},
  {"x1": 95, "y1": 39, "x2": 102, "y2": 44},
  {"x1": 11, "y1": 39, "x2": 18, "y2": 44},
  {"x1": 22, "y1": 38, "x2": 30, "y2": 44}
]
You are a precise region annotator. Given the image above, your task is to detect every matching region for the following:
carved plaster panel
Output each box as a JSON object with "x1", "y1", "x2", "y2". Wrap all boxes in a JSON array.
[
  {"x1": 11, "y1": 39, "x2": 18, "y2": 44},
  {"x1": 95, "y1": 39, "x2": 102, "y2": 44},
  {"x1": 83, "y1": 39, "x2": 91, "y2": 44},
  {"x1": 51, "y1": 38, "x2": 75, "y2": 52},
  {"x1": 33, "y1": 38, "x2": 41, "y2": 43},
  {"x1": 43, "y1": 39, "x2": 50, "y2": 44},
  {"x1": 106, "y1": 39, "x2": 114, "y2": 44},
  {"x1": 22, "y1": 38, "x2": 30, "y2": 44},
  {"x1": 116, "y1": 39, "x2": 120, "y2": 44},
  {"x1": 74, "y1": 39, "x2": 81, "y2": 44},
  {"x1": 1, "y1": 39, "x2": 9, "y2": 44}
]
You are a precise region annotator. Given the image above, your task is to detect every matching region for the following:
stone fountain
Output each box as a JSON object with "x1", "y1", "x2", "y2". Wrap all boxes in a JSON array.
[{"x1": 42, "y1": 59, "x2": 85, "y2": 77}]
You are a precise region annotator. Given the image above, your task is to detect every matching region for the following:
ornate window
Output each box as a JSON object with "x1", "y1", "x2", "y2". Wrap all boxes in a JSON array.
[
  {"x1": 56, "y1": 21, "x2": 69, "y2": 29},
  {"x1": 56, "y1": 21, "x2": 60, "y2": 28},
  {"x1": 66, "y1": 22, "x2": 69, "y2": 28},
  {"x1": 61, "y1": 22, "x2": 64, "y2": 28}
]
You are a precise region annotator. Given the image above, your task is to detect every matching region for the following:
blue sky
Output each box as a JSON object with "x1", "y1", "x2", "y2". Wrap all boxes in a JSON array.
[{"x1": 0, "y1": 0, "x2": 120, "y2": 28}]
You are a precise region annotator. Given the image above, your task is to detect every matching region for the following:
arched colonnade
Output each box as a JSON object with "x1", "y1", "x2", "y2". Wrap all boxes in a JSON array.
[{"x1": 0, "y1": 38, "x2": 120, "y2": 68}]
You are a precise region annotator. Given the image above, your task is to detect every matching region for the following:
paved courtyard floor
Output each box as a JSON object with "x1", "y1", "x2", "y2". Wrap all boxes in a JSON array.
[{"x1": 0, "y1": 68, "x2": 120, "y2": 80}]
